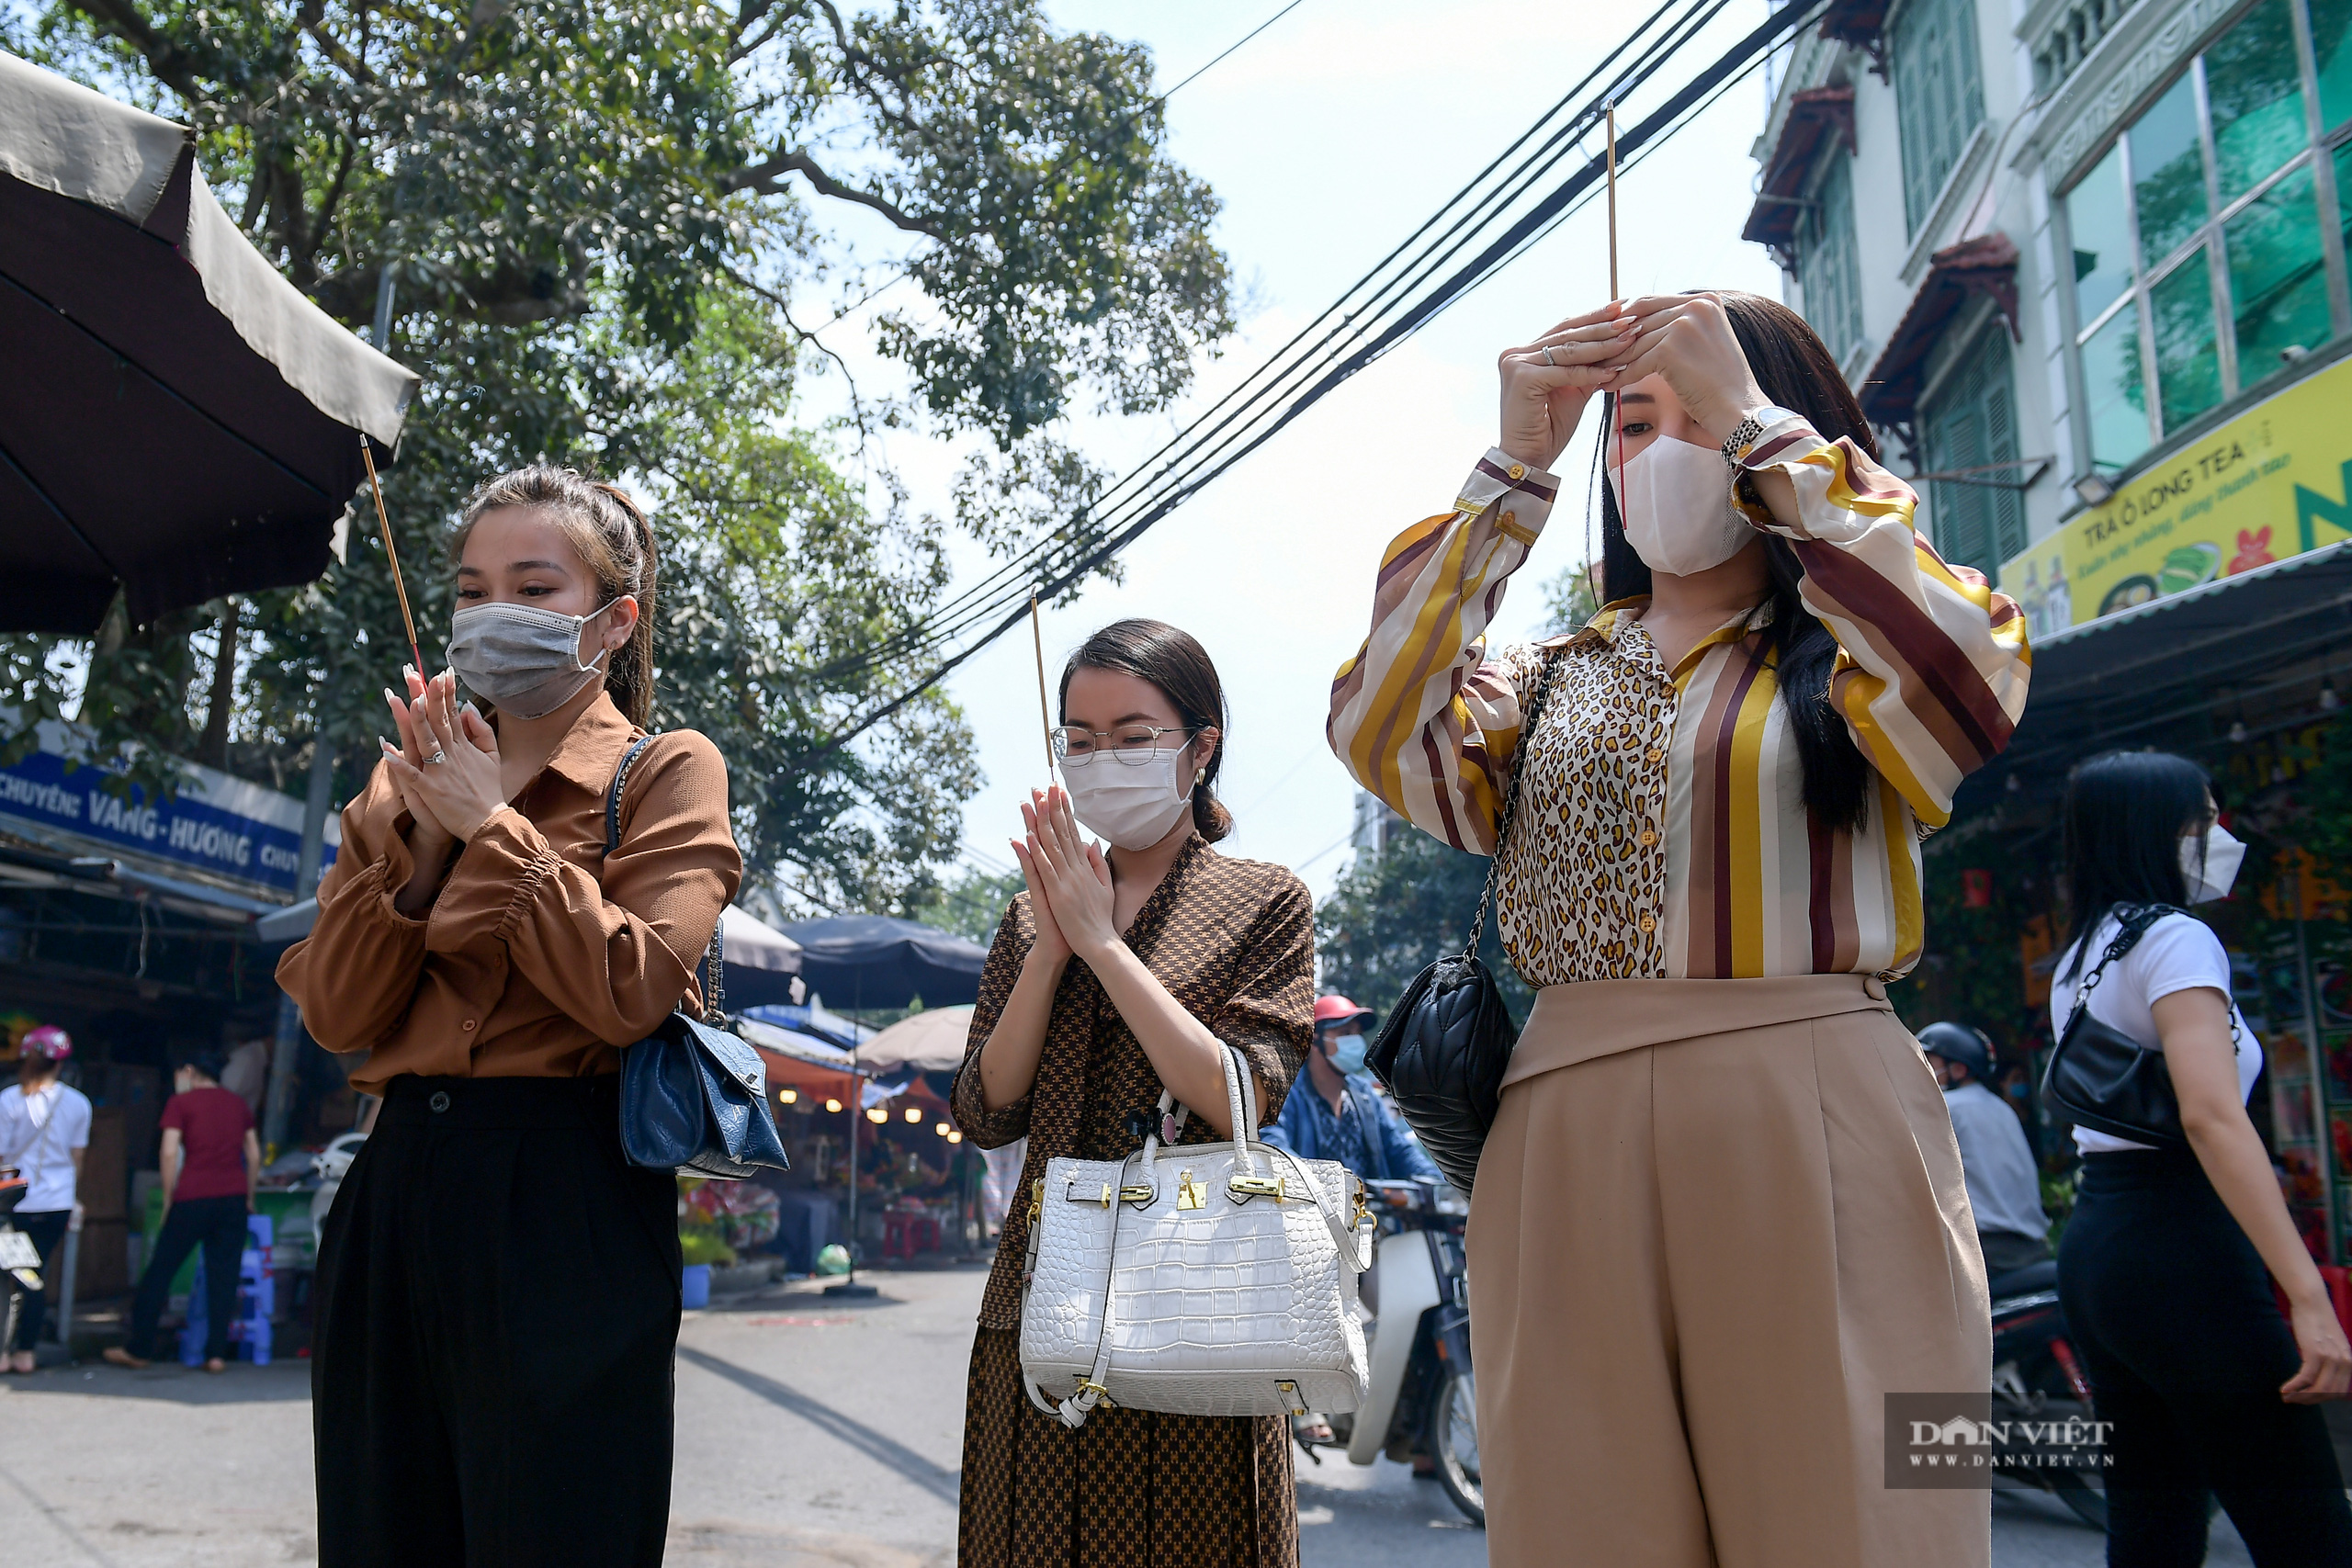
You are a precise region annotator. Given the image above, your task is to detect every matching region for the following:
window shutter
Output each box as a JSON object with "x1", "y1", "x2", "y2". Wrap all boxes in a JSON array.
[{"x1": 1922, "y1": 325, "x2": 2022, "y2": 578}]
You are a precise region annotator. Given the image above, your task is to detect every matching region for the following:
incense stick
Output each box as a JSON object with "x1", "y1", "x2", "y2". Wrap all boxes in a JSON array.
[
  {"x1": 1030, "y1": 590, "x2": 1055, "y2": 776},
  {"x1": 1605, "y1": 103, "x2": 1620, "y2": 304},
  {"x1": 359, "y1": 436, "x2": 424, "y2": 677}
]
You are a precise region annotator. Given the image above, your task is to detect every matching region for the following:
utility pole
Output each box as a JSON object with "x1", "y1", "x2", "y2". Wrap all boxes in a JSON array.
[{"x1": 262, "y1": 740, "x2": 334, "y2": 1154}]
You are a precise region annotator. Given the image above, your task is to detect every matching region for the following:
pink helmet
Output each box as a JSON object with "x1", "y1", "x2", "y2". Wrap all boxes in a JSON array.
[{"x1": 20, "y1": 1026, "x2": 70, "y2": 1061}]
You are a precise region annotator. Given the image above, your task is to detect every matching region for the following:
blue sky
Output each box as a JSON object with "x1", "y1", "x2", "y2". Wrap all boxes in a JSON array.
[{"x1": 789, "y1": 0, "x2": 1790, "y2": 902}]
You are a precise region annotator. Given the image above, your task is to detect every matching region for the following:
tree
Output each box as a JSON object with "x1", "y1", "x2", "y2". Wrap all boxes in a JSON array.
[
  {"x1": 3, "y1": 0, "x2": 1231, "y2": 908},
  {"x1": 1317, "y1": 828, "x2": 1532, "y2": 1026}
]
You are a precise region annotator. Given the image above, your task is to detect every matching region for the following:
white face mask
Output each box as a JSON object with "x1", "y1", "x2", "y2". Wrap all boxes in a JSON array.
[
  {"x1": 1060, "y1": 746, "x2": 1197, "y2": 851},
  {"x1": 446, "y1": 600, "x2": 618, "y2": 720},
  {"x1": 1608, "y1": 434, "x2": 1757, "y2": 577},
  {"x1": 2181, "y1": 823, "x2": 2245, "y2": 903}
]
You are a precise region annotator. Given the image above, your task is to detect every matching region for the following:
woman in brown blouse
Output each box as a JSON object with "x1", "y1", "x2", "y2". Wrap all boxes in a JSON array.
[
  {"x1": 277, "y1": 467, "x2": 740, "y2": 1568},
  {"x1": 953, "y1": 618, "x2": 1315, "y2": 1568}
]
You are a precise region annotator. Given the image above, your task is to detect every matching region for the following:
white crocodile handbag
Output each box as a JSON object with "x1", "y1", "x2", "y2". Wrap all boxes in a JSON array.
[{"x1": 1018, "y1": 1043, "x2": 1374, "y2": 1427}]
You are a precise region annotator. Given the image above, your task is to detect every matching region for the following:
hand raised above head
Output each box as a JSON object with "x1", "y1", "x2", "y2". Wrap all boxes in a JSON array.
[
  {"x1": 1602, "y1": 294, "x2": 1771, "y2": 444},
  {"x1": 1497, "y1": 301, "x2": 1637, "y2": 469}
]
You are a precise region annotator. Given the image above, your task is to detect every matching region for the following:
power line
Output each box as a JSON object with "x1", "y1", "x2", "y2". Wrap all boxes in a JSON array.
[
  {"x1": 1162, "y1": 0, "x2": 1310, "y2": 98},
  {"x1": 786, "y1": 0, "x2": 1832, "y2": 772}
]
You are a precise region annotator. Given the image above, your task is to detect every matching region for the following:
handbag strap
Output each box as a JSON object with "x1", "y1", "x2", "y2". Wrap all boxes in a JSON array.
[
  {"x1": 2062, "y1": 902, "x2": 2178, "y2": 1036},
  {"x1": 603, "y1": 733, "x2": 725, "y2": 1017},
  {"x1": 1464, "y1": 645, "x2": 1564, "y2": 955}
]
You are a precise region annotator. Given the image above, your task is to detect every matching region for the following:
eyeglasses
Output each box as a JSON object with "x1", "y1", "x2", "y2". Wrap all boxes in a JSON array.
[{"x1": 1051, "y1": 725, "x2": 1193, "y2": 767}]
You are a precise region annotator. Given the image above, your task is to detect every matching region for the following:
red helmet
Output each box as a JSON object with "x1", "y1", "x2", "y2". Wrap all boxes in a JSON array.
[
  {"x1": 19, "y1": 1025, "x2": 69, "y2": 1062},
  {"x1": 1312, "y1": 995, "x2": 1373, "y2": 1030}
]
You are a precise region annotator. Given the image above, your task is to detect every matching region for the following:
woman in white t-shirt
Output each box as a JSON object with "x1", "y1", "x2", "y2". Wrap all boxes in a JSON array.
[{"x1": 2049, "y1": 750, "x2": 2351, "y2": 1562}]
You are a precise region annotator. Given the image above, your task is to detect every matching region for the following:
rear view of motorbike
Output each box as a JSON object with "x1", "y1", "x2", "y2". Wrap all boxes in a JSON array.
[{"x1": 1296, "y1": 1178, "x2": 1483, "y2": 1527}]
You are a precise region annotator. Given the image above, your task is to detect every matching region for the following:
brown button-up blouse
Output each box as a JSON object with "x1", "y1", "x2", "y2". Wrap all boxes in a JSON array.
[
  {"x1": 277, "y1": 694, "x2": 742, "y2": 1094},
  {"x1": 951, "y1": 836, "x2": 1316, "y2": 1331}
]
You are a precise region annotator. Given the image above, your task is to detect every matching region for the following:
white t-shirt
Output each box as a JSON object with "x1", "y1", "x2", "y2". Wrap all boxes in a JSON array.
[
  {"x1": 0, "y1": 1079, "x2": 93, "y2": 1213},
  {"x1": 2047, "y1": 910, "x2": 2259, "y2": 1155}
]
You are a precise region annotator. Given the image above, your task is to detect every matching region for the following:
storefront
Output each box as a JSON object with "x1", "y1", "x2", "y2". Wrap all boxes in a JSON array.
[
  {"x1": 1912, "y1": 529, "x2": 2352, "y2": 1257},
  {"x1": 0, "y1": 722, "x2": 345, "y2": 1303}
]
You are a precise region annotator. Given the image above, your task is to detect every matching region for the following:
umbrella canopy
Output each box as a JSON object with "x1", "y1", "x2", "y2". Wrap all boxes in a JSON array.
[
  {"x1": 0, "y1": 52, "x2": 419, "y2": 632},
  {"x1": 775, "y1": 915, "x2": 989, "y2": 1011},
  {"x1": 709, "y1": 906, "x2": 803, "y2": 1010},
  {"x1": 859, "y1": 1005, "x2": 977, "y2": 1075}
]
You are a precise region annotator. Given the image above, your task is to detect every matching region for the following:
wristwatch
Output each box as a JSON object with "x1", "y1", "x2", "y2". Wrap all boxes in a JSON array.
[{"x1": 1721, "y1": 405, "x2": 1804, "y2": 475}]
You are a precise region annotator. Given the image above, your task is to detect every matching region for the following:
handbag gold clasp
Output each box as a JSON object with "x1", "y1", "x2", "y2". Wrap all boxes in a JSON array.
[
  {"x1": 1075, "y1": 1380, "x2": 1115, "y2": 1407},
  {"x1": 1175, "y1": 1170, "x2": 1207, "y2": 1211},
  {"x1": 1119, "y1": 1183, "x2": 1156, "y2": 1205},
  {"x1": 1227, "y1": 1174, "x2": 1287, "y2": 1201}
]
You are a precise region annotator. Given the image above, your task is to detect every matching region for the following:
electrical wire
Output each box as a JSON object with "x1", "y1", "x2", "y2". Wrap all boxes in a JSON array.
[
  {"x1": 786, "y1": 0, "x2": 1835, "y2": 771},
  {"x1": 1161, "y1": 0, "x2": 1311, "y2": 98}
]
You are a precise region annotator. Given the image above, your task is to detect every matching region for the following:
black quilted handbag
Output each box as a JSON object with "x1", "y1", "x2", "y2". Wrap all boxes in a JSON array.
[
  {"x1": 1365, "y1": 649, "x2": 1560, "y2": 1194},
  {"x1": 2040, "y1": 902, "x2": 2202, "y2": 1152},
  {"x1": 605, "y1": 735, "x2": 789, "y2": 1179}
]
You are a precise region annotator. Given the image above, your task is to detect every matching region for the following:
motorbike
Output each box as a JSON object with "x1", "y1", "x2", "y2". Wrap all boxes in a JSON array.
[
  {"x1": 1294, "y1": 1177, "x2": 1483, "y2": 1526},
  {"x1": 1986, "y1": 1257, "x2": 2113, "y2": 1529},
  {"x1": 0, "y1": 1165, "x2": 43, "y2": 1358}
]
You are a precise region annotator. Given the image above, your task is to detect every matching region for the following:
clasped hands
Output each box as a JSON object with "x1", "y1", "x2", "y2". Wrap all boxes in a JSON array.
[
  {"x1": 1497, "y1": 292, "x2": 1772, "y2": 471},
  {"x1": 1009, "y1": 787, "x2": 1119, "y2": 968},
  {"x1": 380, "y1": 667, "x2": 508, "y2": 856}
]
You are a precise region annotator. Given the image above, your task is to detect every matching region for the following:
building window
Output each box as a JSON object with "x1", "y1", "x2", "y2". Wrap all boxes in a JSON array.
[
  {"x1": 1892, "y1": 0, "x2": 1988, "y2": 231},
  {"x1": 1920, "y1": 324, "x2": 2028, "y2": 576},
  {"x1": 1798, "y1": 152, "x2": 1865, "y2": 367},
  {"x1": 2063, "y1": 0, "x2": 2352, "y2": 475}
]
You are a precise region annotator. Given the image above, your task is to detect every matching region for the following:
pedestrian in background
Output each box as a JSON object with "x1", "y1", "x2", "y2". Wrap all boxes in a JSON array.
[
  {"x1": 953, "y1": 619, "x2": 1314, "y2": 1568},
  {"x1": 105, "y1": 1048, "x2": 257, "y2": 1373},
  {"x1": 1918, "y1": 1022, "x2": 2050, "y2": 1275},
  {"x1": 277, "y1": 468, "x2": 740, "y2": 1568},
  {"x1": 0, "y1": 1025, "x2": 89, "y2": 1372},
  {"x1": 2051, "y1": 751, "x2": 2352, "y2": 1562},
  {"x1": 1263, "y1": 995, "x2": 1441, "y2": 1185},
  {"x1": 1330, "y1": 291, "x2": 2028, "y2": 1567}
]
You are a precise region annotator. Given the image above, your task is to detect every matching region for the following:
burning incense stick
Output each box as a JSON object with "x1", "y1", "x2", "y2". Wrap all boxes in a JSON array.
[{"x1": 1030, "y1": 590, "x2": 1055, "y2": 776}]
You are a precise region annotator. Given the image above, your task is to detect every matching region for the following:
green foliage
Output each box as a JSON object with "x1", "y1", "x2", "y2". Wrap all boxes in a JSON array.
[
  {"x1": 1541, "y1": 561, "x2": 1600, "y2": 634},
  {"x1": 1317, "y1": 828, "x2": 1532, "y2": 1025},
  {"x1": 905, "y1": 863, "x2": 1026, "y2": 946},
  {"x1": 6, "y1": 0, "x2": 1232, "y2": 907}
]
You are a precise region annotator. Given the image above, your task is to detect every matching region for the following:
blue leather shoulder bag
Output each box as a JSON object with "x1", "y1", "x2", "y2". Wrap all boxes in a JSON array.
[{"x1": 605, "y1": 734, "x2": 789, "y2": 1179}]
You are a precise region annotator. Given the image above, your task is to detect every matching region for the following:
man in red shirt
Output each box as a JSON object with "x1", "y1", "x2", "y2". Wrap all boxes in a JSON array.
[{"x1": 104, "y1": 1049, "x2": 259, "y2": 1372}]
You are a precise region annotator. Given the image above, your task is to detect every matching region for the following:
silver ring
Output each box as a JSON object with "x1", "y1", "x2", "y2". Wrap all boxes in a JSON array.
[
  {"x1": 428, "y1": 750, "x2": 447, "y2": 766},
  {"x1": 1542, "y1": 345, "x2": 1557, "y2": 366}
]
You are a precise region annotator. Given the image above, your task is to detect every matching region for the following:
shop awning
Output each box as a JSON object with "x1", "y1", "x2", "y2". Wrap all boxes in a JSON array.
[
  {"x1": 1859, "y1": 232, "x2": 2020, "y2": 434},
  {"x1": 735, "y1": 1015, "x2": 858, "y2": 1069},
  {"x1": 1741, "y1": 86, "x2": 1856, "y2": 259},
  {"x1": 0, "y1": 840, "x2": 278, "y2": 925},
  {"x1": 1956, "y1": 539, "x2": 2352, "y2": 805}
]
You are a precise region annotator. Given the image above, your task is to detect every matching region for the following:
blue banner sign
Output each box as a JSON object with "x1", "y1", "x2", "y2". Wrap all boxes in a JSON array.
[{"x1": 0, "y1": 722, "x2": 338, "y2": 900}]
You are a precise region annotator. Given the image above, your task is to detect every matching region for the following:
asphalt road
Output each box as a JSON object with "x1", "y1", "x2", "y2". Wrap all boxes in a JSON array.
[{"x1": 0, "y1": 1264, "x2": 2260, "y2": 1565}]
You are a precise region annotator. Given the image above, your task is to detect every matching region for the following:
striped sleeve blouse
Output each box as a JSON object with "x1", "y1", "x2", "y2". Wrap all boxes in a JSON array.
[{"x1": 1327, "y1": 417, "x2": 2030, "y2": 983}]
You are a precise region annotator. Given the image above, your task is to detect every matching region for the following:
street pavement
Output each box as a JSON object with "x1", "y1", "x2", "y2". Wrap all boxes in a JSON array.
[{"x1": 0, "y1": 1263, "x2": 2259, "y2": 1565}]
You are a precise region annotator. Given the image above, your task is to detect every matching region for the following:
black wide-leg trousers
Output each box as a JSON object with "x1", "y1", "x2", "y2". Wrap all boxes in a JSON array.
[{"x1": 313, "y1": 1074, "x2": 682, "y2": 1568}]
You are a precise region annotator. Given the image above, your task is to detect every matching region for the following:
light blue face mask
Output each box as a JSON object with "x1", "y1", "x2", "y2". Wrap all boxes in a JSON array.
[{"x1": 1326, "y1": 1032, "x2": 1369, "y2": 1077}]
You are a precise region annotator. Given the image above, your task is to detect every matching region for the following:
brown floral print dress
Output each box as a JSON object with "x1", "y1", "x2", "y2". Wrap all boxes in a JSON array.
[{"x1": 950, "y1": 835, "x2": 1316, "y2": 1568}]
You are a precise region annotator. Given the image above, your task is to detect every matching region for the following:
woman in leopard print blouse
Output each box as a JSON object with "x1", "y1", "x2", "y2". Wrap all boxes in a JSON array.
[
  {"x1": 1331, "y1": 293, "x2": 2030, "y2": 1568},
  {"x1": 951, "y1": 618, "x2": 1315, "y2": 1568}
]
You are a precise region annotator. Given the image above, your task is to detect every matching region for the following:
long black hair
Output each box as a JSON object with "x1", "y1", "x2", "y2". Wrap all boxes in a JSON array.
[
  {"x1": 2057, "y1": 750, "x2": 2213, "y2": 979},
  {"x1": 1598, "y1": 291, "x2": 1875, "y2": 831}
]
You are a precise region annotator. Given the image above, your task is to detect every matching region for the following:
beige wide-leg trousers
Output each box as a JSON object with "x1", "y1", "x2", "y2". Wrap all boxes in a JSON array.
[{"x1": 1467, "y1": 975, "x2": 1991, "y2": 1568}]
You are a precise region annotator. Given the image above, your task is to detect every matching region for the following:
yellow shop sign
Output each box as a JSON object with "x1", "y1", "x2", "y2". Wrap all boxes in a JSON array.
[{"x1": 1999, "y1": 355, "x2": 2352, "y2": 637}]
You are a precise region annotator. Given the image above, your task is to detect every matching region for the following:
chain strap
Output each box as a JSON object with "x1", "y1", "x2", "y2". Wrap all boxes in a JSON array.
[
  {"x1": 2064, "y1": 901, "x2": 2240, "y2": 1049},
  {"x1": 605, "y1": 732, "x2": 725, "y2": 1019},
  {"x1": 1464, "y1": 647, "x2": 1563, "y2": 956}
]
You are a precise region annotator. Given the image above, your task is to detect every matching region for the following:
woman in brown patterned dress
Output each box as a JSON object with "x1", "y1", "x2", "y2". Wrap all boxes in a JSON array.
[{"x1": 952, "y1": 618, "x2": 1315, "y2": 1568}]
